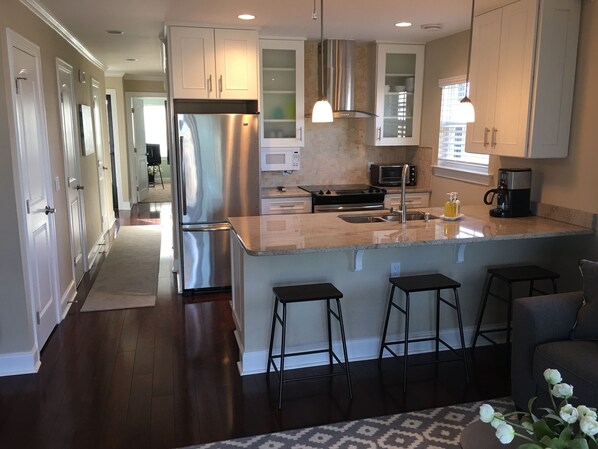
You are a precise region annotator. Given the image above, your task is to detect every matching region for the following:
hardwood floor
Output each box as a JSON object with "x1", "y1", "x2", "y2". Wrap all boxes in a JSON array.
[{"x1": 0, "y1": 202, "x2": 511, "y2": 449}]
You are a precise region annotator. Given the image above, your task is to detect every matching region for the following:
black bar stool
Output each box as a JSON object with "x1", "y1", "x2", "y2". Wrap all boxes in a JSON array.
[
  {"x1": 267, "y1": 282, "x2": 353, "y2": 409},
  {"x1": 472, "y1": 265, "x2": 559, "y2": 348},
  {"x1": 379, "y1": 273, "x2": 469, "y2": 393}
]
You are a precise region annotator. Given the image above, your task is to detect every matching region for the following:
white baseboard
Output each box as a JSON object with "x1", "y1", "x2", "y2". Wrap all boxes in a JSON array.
[
  {"x1": 60, "y1": 280, "x2": 76, "y2": 320},
  {"x1": 119, "y1": 201, "x2": 131, "y2": 210},
  {"x1": 0, "y1": 346, "x2": 40, "y2": 377},
  {"x1": 87, "y1": 231, "x2": 108, "y2": 269},
  {"x1": 238, "y1": 323, "x2": 504, "y2": 376}
]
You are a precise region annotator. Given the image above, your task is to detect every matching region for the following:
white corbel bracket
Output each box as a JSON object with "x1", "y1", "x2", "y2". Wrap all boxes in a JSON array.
[
  {"x1": 456, "y1": 243, "x2": 467, "y2": 264},
  {"x1": 352, "y1": 249, "x2": 364, "y2": 271}
]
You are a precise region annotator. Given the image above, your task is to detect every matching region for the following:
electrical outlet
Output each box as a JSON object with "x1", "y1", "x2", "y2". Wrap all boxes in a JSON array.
[
  {"x1": 390, "y1": 262, "x2": 401, "y2": 277},
  {"x1": 367, "y1": 161, "x2": 373, "y2": 171}
]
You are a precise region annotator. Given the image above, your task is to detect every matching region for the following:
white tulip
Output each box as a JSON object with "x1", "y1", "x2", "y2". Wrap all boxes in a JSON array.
[
  {"x1": 543, "y1": 368, "x2": 562, "y2": 385},
  {"x1": 551, "y1": 383, "x2": 574, "y2": 399},
  {"x1": 559, "y1": 404, "x2": 578, "y2": 424},
  {"x1": 495, "y1": 423, "x2": 516, "y2": 444},
  {"x1": 577, "y1": 405, "x2": 597, "y2": 420},
  {"x1": 480, "y1": 404, "x2": 495, "y2": 423},
  {"x1": 580, "y1": 416, "x2": 598, "y2": 437},
  {"x1": 491, "y1": 412, "x2": 505, "y2": 429}
]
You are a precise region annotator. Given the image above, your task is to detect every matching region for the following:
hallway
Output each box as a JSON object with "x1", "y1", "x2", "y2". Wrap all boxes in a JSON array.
[{"x1": 0, "y1": 202, "x2": 510, "y2": 449}]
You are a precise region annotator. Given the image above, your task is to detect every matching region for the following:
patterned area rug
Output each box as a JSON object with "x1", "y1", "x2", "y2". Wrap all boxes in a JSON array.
[
  {"x1": 185, "y1": 397, "x2": 513, "y2": 449},
  {"x1": 140, "y1": 182, "x2": 172, "y2": 203}
]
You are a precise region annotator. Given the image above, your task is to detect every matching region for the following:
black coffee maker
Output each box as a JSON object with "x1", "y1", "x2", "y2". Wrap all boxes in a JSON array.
[{"x1": 484, "y1": 168, "x2": 532, "y2": 217}]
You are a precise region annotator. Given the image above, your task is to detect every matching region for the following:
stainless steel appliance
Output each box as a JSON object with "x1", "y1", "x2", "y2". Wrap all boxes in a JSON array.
[
  {"x1": 370, "y1": 163, "x2": 417, "y2": 186},
  {"x1": 484, "y1": 168, "x2": 532, "y2": 218},
  {"x1": 175, "y1": 100, "x2": 260, "y2": 291},
  {"x1": 299, "y1": 184, "x2": 386, "y2": 213}
]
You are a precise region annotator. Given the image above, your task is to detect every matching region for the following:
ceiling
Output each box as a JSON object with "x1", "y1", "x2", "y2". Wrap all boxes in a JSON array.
[{"x1": 33, "y1": 0, "x2": 513, "y2": 78}]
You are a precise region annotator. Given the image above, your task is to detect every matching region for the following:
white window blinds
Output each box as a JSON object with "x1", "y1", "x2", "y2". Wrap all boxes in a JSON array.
[{"x1": 438, "y1": 78, "x2": 489, "y2": 168}]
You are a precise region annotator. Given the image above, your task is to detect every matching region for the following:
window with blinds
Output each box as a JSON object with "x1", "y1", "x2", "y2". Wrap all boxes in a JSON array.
[{"x1": 438, "y1": 78, "x2": 489, "y2": 170}]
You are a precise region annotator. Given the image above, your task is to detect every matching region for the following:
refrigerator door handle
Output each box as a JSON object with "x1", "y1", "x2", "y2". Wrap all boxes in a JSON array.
[
  {"x1": 182, "y1": 223, "x2": 230, "y2": 232},
  {"x1": 180, "y1": 136, "x2": 187, "y2": 216}
]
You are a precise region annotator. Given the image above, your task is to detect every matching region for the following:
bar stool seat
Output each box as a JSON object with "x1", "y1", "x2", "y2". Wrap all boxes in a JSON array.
[
  {"x1": 472, "y1": 264, "x2": 559, "y2": 348},
  {"x1": 267, "y1": 282, "x2": 352, "y2": 409},
  {"x1": 379, "y1": 273, "x2": 469, "y2": 393}
]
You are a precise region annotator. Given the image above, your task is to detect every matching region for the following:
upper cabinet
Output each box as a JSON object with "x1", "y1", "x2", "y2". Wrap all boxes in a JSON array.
[
  {"x1": 466, "y1": 0, "x2": 581, "y2": 158},
  {"x1": 259, "y1": 39, "x2": 305, "y2": 147},
  {"x1": 168, "y1": 26, "x2": 258, "y2": 100},
  {"x1": 366, "y1": 43, "x2": 425, "y2": 146}
]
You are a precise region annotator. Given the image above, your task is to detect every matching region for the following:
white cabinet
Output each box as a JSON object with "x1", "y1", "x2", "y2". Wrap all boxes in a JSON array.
[
  {"x1": 261, "y1": 197, "x2": 311, "y2": 215},
  {"x1": 168, "y1": 26, "x2": 258, "y2": 100},
  {"x1": 259, "y1": 39, "x2": 305, "y2": 147},
  {"x1": 366, "y1": 43, "x2": 425, "y2": 146},
  {"x1": 466, "y1": 0, "x2": 580, "y2": 158},
  {"x1": 384, "y1": 192, "x2": 430, "y2": 210}
]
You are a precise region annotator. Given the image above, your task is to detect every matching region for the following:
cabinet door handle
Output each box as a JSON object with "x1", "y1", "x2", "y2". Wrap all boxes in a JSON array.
[
  {"x1": 218, "y1": 75, "x2": 223, "y2": 95},
  {"x1": 377, "y1": 127, "x2": 382, "y2": 141},
  {"x1": 483, "y1": 127, "x2": 490, "y2": 147},
  {"x1": 298, "y1": 126, "x2": 303, "y2": 142},
  {"x1": 491, "y1": 127, "x2": 497, "y2": 148},
  {"x1": 208, "y1": 75, "x2": 213, "y2": 96}
]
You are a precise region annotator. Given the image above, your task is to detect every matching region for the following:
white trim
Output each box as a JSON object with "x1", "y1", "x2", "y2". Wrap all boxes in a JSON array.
[
  {"x1": 87, "y1": 231, "x2": 107, "y2": 270},
  {"x1": 0, "y1": 347, "x2": 41, "y2": 377},
  {"x1": 19, "y1": 0, "x2": 107, "y2": 71},
  {"x1": 238, "y1": 324, "x2": 502, "y2": 376},
  {"x1": 60, "y1": 280, "x2": 76, "y2": 319},
  {"x1": 432, "y1": 164, "x2": 494, "y2": 186}
]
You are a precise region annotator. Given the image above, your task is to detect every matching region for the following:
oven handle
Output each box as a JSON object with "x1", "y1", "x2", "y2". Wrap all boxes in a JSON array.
[{"x1": 314, "y1": 203, "x2": 385, "y2": 213}]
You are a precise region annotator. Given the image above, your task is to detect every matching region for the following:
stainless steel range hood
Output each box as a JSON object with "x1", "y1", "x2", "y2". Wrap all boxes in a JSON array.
[{"x1": 318, "y1": 39, "x2": 375, "y2": 119}]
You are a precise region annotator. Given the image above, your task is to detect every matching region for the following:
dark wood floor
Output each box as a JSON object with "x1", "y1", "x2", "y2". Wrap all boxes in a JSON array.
[{"x1": 0, "y1": 202, "x2": 511, "y2": 449}]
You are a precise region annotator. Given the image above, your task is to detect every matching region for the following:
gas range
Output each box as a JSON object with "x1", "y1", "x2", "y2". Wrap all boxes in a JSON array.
[{"x1": 299, "y1": 184, "x2": 387, "y2": 213}]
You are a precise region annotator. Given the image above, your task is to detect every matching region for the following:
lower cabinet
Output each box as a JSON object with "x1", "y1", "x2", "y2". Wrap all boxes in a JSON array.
[
  {"x1": 384, "y1": 192, "x2": 430, "y2": 210},
  {"x1": 261, "y1": 197, "x2": 312, "y2": 215}
]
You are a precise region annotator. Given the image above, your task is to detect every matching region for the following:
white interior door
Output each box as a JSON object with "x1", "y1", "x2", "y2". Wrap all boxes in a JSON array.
[
  {"x1": 92, "y1": 78, "x2": 108, "y2": 231},
  {"x1": 9, "y1": 31, "x2": 60, "y2": 348},
  {"x1": 132, "y1": 97, "x2": 149, "y2": 202}
]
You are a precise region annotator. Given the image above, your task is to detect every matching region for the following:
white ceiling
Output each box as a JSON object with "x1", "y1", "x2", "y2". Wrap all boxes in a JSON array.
[{"x1": 34, "y1": 0, "x2": 513, "y2": 78}]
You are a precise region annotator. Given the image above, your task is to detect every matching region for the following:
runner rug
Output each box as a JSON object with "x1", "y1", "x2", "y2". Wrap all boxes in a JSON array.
[
  {"x1": 184, "y1": 397, "x2": 513, "y2": 449},
  {"x1": 80, "y1": 225, "x2": 161, "y2": 312}
]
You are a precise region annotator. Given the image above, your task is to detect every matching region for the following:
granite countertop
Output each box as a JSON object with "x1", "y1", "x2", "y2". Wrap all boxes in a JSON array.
[
  {"x1": 228, "y1": 205, "x2": 594, "y2": 256},
  {"x1": 381, "y1": 187, "x2": 432, "y2": 194},
  {"x1": 261, "y1": 187, "x2": 312, "y2": 199}
]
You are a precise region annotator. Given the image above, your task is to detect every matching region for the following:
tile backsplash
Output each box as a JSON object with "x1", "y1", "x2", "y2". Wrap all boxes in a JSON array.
[{"x1": 260, "y1": 41, "x2": 432, "y2": 189}]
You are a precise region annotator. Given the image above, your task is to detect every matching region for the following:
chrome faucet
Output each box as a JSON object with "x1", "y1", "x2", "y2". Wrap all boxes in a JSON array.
[{"x1": 400, "y1": 163, "x2": 409, "y2": 223}]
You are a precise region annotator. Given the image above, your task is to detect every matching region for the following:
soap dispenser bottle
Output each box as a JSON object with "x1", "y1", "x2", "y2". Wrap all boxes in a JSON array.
[
  {"x1": 453, "y1": 192, "x2": 461, "y2": 216},
  {"x1": 444, "y1": 193, "x2": 455, "y2": 217}
]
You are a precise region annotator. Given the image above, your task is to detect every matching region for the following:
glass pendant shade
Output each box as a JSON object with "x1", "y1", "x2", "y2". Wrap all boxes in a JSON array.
[
  {"x1": 457, "y1": 96, "x2": 475, "y2": 123},
  {"x1": 312, "y1": 98, "x2": 333, "y2": 123}
]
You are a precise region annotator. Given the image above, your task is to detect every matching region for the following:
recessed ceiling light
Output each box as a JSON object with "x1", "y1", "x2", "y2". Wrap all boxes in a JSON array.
[
  {"x1": 395, "y1": 22, "x2": 412, "y2": 28},
  {"x1": 421, "y1": 23, "x2": 444, "y2": 31},
  {"x1": 106, "y1": 30, "x2": 124, "y2": 35},
  {"x1": 126, "y1": 58, "x2": 137, "y2": 62},
  {"x1": 238, "y1": 14, "x2": 255, "y2": 20}
]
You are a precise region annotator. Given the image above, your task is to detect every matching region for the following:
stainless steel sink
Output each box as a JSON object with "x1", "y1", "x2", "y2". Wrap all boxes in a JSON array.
[
  {"x1": 339, "y1": 211, "x2": 439, "y2": 224},
  {"x1": 339, "y1": 215, "x2": 387, "y2": 223}
]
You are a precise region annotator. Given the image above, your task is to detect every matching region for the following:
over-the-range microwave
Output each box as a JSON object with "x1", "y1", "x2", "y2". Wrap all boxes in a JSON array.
[{"x1": 261, "y1": 147, "x2": 300, "y2": 171}]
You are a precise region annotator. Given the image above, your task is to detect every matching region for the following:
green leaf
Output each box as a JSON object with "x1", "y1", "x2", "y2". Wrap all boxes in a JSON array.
[
  {"x1": 569, "y1": 438, "x2": 590, "y2": 449},
  {"x1": 518, "y1": 444, "x2": 545, "y2": 449},
  {"x1": 559, "y1": 425, "x2": 574, "y2": 441},
  {"x1": 535, "y1": 420, "x2": 557, "y2": 440}
]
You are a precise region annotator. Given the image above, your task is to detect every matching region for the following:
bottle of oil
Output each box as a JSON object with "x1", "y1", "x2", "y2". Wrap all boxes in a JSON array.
[{"x1": 444, "y1": 193, "x2": 456, "y2": 217}]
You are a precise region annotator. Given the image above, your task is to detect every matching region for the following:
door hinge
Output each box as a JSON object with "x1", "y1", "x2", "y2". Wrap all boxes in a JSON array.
[
  {"x1": 131, "y1": 107, "x2": 135, "y2": 113},
  {"x1": 60, "y1": 92, "x2": 64, "y2": 103},
  {"x1": 136, "y1": 186, "x2": 139, "y2": 191},
  {"x1": 36, "y1": 311, "x2": 41, "y2": 325},
  {"x1": 26, "y1": 199, "x2": 30, "y2": 214},
  {"x1": 133, "y1": 147, "x2": 137, "y2": 153}
]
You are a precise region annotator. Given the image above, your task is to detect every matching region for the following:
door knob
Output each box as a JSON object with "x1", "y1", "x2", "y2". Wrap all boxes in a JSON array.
[
  {"x1": 102, "y1": 166, "x2": 108, "y2": 171},
  {"x1": 76, "y1": 185, "x2": 85, "y2": 190},
  {"x1": 44, "y1": 206, "x2": 56, "y2": 215}
]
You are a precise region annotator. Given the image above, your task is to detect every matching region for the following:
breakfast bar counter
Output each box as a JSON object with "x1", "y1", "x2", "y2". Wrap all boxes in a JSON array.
[{"x1": 228, "y1": 206, "x2": 594, "y2": 375}]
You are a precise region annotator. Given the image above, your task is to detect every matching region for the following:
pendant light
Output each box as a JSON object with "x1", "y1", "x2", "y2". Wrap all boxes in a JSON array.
[
  {"x1": 311, "y1": 0, "x2": 333, "y2": 123},
  {"x1": 457, "y1": 0, "x2": 476, "y2": 123}
]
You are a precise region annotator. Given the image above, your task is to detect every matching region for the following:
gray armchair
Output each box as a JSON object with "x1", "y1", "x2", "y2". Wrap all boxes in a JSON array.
[{"x1": 511, "y1": 292, "x2": 598, "y2": 410}]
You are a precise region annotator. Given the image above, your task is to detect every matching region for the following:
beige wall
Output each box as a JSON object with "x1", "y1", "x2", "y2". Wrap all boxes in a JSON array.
[
  {"x1": 123, "y1": 78, "x2": 166, "y2": 93},
  {"x1": 0, "y1": 0, "x2": 110, "y2": 355}
]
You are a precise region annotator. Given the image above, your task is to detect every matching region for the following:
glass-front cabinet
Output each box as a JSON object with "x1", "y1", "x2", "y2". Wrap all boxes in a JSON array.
[
  {"x1": 259, "y1": 39, "x2": 305, "y2": 147},
  {"x1": 366, "y1": 43, "x2": 425, "y2": 146}
]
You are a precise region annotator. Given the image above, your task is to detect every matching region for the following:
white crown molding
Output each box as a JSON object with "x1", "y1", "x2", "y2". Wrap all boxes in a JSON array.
[{"x1": 19, "y1": 0, "x2": 107, "y2": 71}]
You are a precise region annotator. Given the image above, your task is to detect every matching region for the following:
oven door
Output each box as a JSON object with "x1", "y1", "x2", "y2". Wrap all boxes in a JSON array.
[{"x1": 314, "y1": 203, "x2": 385, "y2": 213}]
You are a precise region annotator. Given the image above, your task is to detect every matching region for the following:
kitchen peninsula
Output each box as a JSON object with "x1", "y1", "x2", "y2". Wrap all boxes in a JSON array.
[{"x1": 229, "y1": 205, "x2": 593, "y2": 375}]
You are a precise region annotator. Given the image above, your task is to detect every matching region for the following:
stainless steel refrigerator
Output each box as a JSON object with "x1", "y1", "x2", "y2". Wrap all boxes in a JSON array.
[{"x1": 174, "y1": 100, "x2": 260, "y2": 291}]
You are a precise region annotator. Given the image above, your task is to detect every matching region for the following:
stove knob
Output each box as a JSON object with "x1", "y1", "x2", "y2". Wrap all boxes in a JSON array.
[
  {"x1": 318, "y1": 190, "x2": 324, "y2": 195},
  {"x1": 326, "y1": 190, "x2": 331, "y2": 194}
]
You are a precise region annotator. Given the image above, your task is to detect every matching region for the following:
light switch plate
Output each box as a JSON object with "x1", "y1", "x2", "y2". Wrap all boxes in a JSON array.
[{"x1": 54, "y1": 176, "x2": 60, "y2": 191}]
